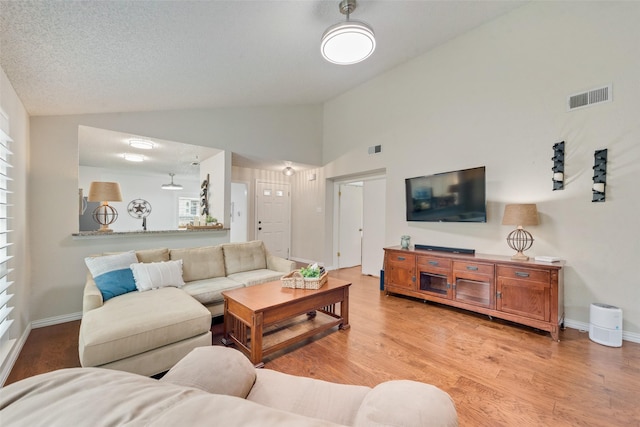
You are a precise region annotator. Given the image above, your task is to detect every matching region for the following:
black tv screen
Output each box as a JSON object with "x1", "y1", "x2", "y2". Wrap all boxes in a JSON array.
[{"x1": 405, "y1": 166, "x2": 486, "y2": 222}]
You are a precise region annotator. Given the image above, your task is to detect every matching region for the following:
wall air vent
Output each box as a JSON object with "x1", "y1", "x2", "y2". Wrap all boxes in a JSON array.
[
  {"x1": 568, "y1": 84, "x2": 612, "y2": 111},
  {"x1": 368, "y1": 145, "x2": 382, "y2": 155}
]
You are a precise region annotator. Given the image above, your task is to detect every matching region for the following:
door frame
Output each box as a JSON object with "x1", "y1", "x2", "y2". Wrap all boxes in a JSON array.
[{"x1": 331, "y1": 173, "x2": 386, "y2": 271}]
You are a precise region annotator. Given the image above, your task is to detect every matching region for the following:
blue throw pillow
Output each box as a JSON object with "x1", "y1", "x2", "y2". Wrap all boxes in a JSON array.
[{"x1": 85, "y1": 251, "x2": 139, "y2": 302}]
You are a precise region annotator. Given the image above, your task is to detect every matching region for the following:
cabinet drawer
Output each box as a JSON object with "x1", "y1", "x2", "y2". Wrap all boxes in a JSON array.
[
  {"x1": 453, "y1": 261, "x2": 494, "y2": 276},
  {"x1": 497, "y1": 266, "x2": 550, "y2": 283},
  {"x1": 417, "y1": 256, "x2": 451, "y2": 272},
  {"x1": 387, "y1": 252, "x2": 415, "y2": 268}
]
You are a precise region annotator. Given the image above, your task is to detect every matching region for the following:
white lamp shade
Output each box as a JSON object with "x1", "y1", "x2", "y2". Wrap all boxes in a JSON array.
[{"x1": 321, "y1": 20, "x2": 375, "y2": 65}]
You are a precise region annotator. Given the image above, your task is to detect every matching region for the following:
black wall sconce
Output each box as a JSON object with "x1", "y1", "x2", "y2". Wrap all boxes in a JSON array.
[
  {"x1": 592, "y1": 149, "x2": 607, "y2": 202},
  {"x1": 552, "y1": 141, "x2": 565, "y2": 191}
]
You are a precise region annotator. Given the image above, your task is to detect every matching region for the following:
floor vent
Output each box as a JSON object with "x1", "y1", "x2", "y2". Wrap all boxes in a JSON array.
[
  {"x1": 568, "y1": 84, "x2": 612, "y2": 111},
  {"x1": 368, "y1": 145, "x2": 382, "y2": 155}
]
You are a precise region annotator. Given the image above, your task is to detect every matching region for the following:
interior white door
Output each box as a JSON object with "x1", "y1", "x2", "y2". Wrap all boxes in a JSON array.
[
  {"x1": 338, "y1": 183, "x2": 363, "y2": 268},
  {"x1": 230, "y1": 182, "x2": 248, "y2": 243},
  {"x1": 256, "y1": 181, "x2": 291, "y2": 259},
  {"x1": 361, "y1": 178, "x2": 386, "y2": 276}
]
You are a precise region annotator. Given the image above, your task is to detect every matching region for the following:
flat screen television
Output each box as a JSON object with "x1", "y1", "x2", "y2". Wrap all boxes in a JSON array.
[{"x1": 405, "y1": 166, "x2": 486, "y2": 222}]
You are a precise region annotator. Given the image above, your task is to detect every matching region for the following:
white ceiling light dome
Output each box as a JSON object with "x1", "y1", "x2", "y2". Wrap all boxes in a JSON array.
[
  {"x1": 123, "y1": 153, "x2": 144, "y2": 162},
  {"x1": 128, "y1": 139, "x2": 155, "y2": 150},
  {"x1": 321, "y1": 0, "x2": 375, "y2": 65}
]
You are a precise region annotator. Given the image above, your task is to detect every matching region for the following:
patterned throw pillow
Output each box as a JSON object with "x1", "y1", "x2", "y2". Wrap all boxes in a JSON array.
[
  {"x1": 130, "y1": 260, "x2": 185, "y2": 292},
  {"x1": 84, "y1": 251, "x2": 138, "y2": 302}
]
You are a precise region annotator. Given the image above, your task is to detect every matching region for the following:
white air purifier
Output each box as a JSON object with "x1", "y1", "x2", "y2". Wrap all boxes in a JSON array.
[{"x1": 589, "y1": 303, "x2": 622, "y2": 347}]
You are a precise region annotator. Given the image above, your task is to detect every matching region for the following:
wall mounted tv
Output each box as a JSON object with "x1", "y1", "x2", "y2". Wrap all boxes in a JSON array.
[{"x1": 405, "y1": 166, "x2": 487, "y2": 223}]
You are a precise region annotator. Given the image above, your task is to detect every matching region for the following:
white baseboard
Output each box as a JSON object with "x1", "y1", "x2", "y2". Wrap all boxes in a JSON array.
[
  {"x1": 564, "y1": 318, "x2": 640, "y2": 344},
  {"x1": 31, "y1": 312, "x2": 82, "y2": 329},
  {"x1": 0, "y1": 324, "x2": 31, "y2": 386}
]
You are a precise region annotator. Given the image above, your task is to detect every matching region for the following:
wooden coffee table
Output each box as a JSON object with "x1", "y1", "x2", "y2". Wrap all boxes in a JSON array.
[{"x1": 221, "y1": 278, "x2": 351, "y2": 367}]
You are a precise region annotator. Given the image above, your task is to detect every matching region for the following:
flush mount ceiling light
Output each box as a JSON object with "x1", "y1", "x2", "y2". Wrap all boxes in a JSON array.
[
  {"x1": 282, "y1": 166, "x2": 295, "y2": 176},
  {"x1": 128, "y1": 139, "x2": 154, "y2": 150},
  {"x1": 321, "y1": 0, "x2": 375, "y2": 65},
  {"x1": 123, "y1": 153, "x2": 144, "y2": 162},
  {"x1": 161, "y1": 172, "x2": 183, "y2": 190}
]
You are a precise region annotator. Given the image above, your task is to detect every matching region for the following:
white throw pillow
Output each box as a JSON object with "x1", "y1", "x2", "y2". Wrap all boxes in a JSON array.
[{"x1": 130, "y1": 260, "x2": 185, "y2": 292}]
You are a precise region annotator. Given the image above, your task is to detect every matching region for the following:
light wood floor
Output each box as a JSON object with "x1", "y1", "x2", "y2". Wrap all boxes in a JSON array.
[{"x1": 6, "y1": 267, "x2": 640, "y2": 426}]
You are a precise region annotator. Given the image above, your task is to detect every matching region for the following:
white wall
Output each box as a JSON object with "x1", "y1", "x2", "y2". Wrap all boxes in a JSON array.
[
  {"x1": 290, "y1": 167, "x2": 326, "y2": 265},
  {"x1": 201, "y1": 151, "x2": 230, "y2": 225},
  {"x1": 322, "y1": 2, "x2": 640, "y2": 336},
  {"x1": 27, "y1": 106, "x2": 321, "y2": 322}
]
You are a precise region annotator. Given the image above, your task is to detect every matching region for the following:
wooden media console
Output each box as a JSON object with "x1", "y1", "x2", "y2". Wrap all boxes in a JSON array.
[{"x1": 383, "y1": 246, "x2": 564, "y2": 340}]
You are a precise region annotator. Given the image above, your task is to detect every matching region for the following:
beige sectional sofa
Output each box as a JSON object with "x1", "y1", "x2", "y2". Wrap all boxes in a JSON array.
[
  {"x1": 1, "y1": 346, "x2": 459, "y2": 426},
  {"x1": 79, "y1": 240, "x2": 296, "y2": 376}
]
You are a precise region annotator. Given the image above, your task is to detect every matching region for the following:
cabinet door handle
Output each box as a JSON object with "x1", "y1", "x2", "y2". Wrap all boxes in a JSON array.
[
  {"x1": 515, "y1": 271, "x2": 530, "y2": 278},
  {"x1": 397, "y1": 257, "x2": 406, "y2": 261},
  {"x1": 428, "y1": 261, "x2": 439, "y2": 266},
  {"x1": 497, "y1": 291, "x2": 502, "y2": 299},
  {"x1": 466, "y1": 266, "x2": 478, "y2": 271}
]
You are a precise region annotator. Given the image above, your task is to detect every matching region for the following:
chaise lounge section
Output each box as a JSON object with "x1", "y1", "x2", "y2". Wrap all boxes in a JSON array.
[
  {"x1": 1, "y1": 346, "x2": 459, "y2": 426},
  {"x1": 79, "y1": 240, "x2": 296, "y2": 376}
]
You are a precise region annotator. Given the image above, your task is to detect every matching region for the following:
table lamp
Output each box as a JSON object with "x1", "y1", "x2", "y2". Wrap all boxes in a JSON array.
[
  {"x1": 88, "y1": 181, "x2": 123, "y2": 232},
  {"x1": 501, "y1": 203, "x2": 539, "y2": 261}
]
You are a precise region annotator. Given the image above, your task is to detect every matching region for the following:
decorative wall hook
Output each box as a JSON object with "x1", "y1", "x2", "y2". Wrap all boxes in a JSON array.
[
  {"x1": 592, "y1": 149, "x2": 607, "y2": 202},
  {"x1": 551, "y1": 141, "x2": 565, "y2": 191}
]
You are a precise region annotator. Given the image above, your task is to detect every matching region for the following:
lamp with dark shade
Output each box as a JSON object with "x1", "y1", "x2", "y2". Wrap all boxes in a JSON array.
[
  {"x1": 88, "y1": 181, "x2": 123, "y2": 232},
  {"x1": 502, "y1": 203, "x2": 539, "y2": 261}
]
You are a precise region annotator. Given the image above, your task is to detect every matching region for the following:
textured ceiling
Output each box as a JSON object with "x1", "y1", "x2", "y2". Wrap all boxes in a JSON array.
[{"x1": 0, "y1": 0, "x2": 524, "y2": 116}]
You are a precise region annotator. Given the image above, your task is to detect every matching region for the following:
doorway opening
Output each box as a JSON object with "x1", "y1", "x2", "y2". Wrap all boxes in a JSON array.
[{"x1": 332, "y1": 175, "x2": 386, "y2": 276}]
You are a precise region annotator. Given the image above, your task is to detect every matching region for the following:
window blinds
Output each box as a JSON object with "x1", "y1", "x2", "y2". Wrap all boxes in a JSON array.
[{"x1": 0, "y1": 128, "x2": 13, "y2": 342}]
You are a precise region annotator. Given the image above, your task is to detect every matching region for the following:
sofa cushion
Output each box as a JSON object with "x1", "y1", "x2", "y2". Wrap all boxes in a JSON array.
[
  {"x1": 182, "y1": 277, "x2": 244, "y2": 305},
  {"x1": 222, "y1": 240, "x2": 267, "y2": 275},
  {"x1": 130, "y1": 260, "x2": 185, "y2": 292},
  {"x1": 247, "y1": 369, "x2": 371, "y2": 426},
  {"x1": 353, "y1": 380, "x2": 459, "y2": 427},
  {"x1": 136, "y1": 247, "x2": 170, "y2": 263},
  {"x1": 79, "y1": 287, "x2": 211, "y2": 367},
  {"x1": 227, "y1": 269, "x2": 284, "y2": 287},
  {"x1": 84, "y1": 251, "x2": 138, "y2": 302},
  {"x1": 161, "y1": 346, "x2": 256, "y2": 398},
  {"x1": 170, "y1": 246, "x2": 225, "y2": 282}
]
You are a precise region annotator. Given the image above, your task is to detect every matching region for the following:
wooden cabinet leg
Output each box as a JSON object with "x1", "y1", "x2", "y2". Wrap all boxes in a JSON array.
[{"x1": 339, "y1": 287, "x2": 350, "y2": 330}]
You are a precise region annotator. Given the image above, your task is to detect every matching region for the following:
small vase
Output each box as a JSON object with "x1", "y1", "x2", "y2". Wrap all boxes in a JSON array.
[{"x1": 401, "y1": 235, "x2": 411, "y2": 249}]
